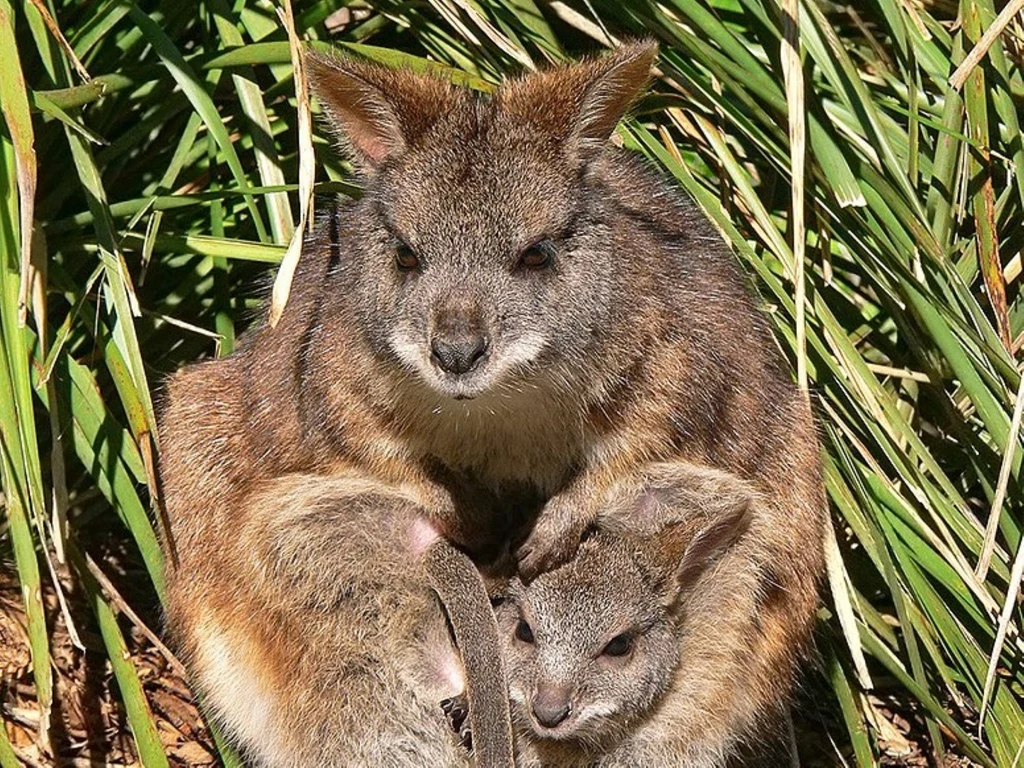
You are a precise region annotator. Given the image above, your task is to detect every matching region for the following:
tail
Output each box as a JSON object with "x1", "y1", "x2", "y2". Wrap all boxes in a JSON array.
[{"x1": 424, "y1": 539, "x2": 514, "y2": 768}]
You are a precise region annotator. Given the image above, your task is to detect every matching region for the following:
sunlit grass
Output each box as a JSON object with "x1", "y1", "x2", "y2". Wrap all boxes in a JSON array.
[{"x1": 1, "y1": 0, "x2": 1021, "y2": 764}]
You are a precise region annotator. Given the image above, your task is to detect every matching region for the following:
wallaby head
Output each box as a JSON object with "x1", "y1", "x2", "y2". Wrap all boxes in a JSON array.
[
  {"x1": 304, "y1": 42, "x2": 657, "y2": 402},
  {"x1": 496, "y1": 478, "x2": 751, "y2": 748}
]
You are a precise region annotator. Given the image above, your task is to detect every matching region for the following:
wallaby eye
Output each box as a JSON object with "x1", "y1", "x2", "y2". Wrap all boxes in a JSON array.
[
  {"x1": 395, "y1": 243, "x2": 420, "y2": 271},
  {"x1": 514, "y1": 619, "x2": 535, "y2": 644},
  {"x1": 518, "y1": 240, "x2": 554, "y2": 271},
  {"x1": 601, "y1": 633, "x2": 633, "y2": 658}
]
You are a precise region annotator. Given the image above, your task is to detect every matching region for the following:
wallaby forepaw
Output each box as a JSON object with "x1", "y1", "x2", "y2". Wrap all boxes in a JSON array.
[{"x1": 515, "y1": 514, "x2": 585, "y2": 582}]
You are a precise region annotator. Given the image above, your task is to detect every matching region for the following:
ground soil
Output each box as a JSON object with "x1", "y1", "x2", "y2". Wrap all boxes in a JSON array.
[{"x1": 1, "y1": 537, "x2": 217, "y2": 767}]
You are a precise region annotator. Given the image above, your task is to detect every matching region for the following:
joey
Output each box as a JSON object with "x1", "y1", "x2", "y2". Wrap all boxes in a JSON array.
[{"x1": 499, "y1": 463, "x2": 788, "y2": 767}]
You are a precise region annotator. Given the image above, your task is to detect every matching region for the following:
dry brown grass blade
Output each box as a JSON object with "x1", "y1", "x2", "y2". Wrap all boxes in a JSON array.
[
  {"x1": 979, "y1": 523, "x2": 1024, "y2": 730},
  {"x1": 864, "y1": 363, "x2": 931, "y2": 382},
  {"x1": 26, "y1": 0, "x2": 90, "y2": 82},
  {"x1": 826, "y1": 520, "x2": 873, "y2": 688},
  {"x1": 782, "y1": 0, "x2": 807, "y2": 394},
  {"x1": 976, "y1": 175, "x2": 1012, "y2": 351},
  {"x1": 976, "y1": 370, "x2": 1024, "y2": 580},
  {"x1": 26, "y1": 249, "x2": 82, "y2": 646},
  {"x1": 548, "y1": 2, "x2": 617, "y2": 46},
  {"x1": 269, "y1": 0, "x2": 315, "y2": 328},
  {"x1": 949, "y1": 0, "x2": 1024, "y2": 90},
  {"x1": 26, "y1": 231, "x2": 69, "y2": 564},
  {"x1": 450, "y1": 0, "x2": 536, "y2": 69},
  {"x1": 83, "y1": 552, "x2": 188, "y2": 678},
  {"x1": 897, "y1": 0, "x2": 932, "y2": 40},
  {"x1": 959, "y1": 1, "x2": 1014, "y2": 353},
  {"x1": 27, "y1": 239, "x2": 81, "y2": 652}
]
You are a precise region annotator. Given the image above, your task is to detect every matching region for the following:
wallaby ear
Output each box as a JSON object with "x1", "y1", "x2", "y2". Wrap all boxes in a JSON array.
[
  {"x1": 602, "y1": 464, "x2": 755, "y2": 606},
  {"x1": 573, "y1": 40, "x2": 658, "y2": 150},
  {"x1": 673, "y1": 500, "x2": 751, "y2": 592},
  {"x1": 601, "y1": 462, "x2": 754, "y2": 539},
  {"x1": 305, "y1": 50, "x2": 462, "y2": 171},
  {"x1": 497, "y1": 40, "x2": 658, "y2": 162}
]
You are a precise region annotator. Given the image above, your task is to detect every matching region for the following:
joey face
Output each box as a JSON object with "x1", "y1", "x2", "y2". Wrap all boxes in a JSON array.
[
  {"x1": 497, "y1": 537, "x2": 680, "y2": 744},
  {"x1": 497, "y1": 472, "x2": 753, "y2": 745}
]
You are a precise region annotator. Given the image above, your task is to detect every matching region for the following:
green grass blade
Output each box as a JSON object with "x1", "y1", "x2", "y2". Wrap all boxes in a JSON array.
[
  {"x1": 209, "y1": 0, "x2": 295, "y2": 245},
  {"x1": 826, "y1": 642, "x2": 876, "y2": 767},
  {"x1": 0, "y1": 106, "x2": 52, "y2": 749},
  {"x1": 66, "y1": 542, "x2": 169, "y2": 768},
  {"x1": 0, "y1": 0, "x2": 38, "y2": 324},
  {"x1": 0, "y1": 717, "x2": 18, "y2": 768},
  {"x1": 124, "y1": 2, "x2": 269, "y2": 242}
]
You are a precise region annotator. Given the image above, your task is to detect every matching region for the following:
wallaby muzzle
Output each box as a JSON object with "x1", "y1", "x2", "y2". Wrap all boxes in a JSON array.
[{"x1": 431, "y1": 334, "x2": 489, "y2": 375}]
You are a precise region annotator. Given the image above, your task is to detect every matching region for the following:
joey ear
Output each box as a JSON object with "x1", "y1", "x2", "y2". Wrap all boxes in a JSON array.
[
  {"x1": 498, "y1": 40, "x2": 658, "y2": 162},
  {"x1": 673, "y1": 500, "x2": 752, "y2": 593},
  {"x1": 305, "y1": 50, "x2": 462, "y2": 171},
  {"x1": 640, "y1": 493, "x2": 752, "y2": 608},
  {"x1": 602, "y1": 464, "x2": 753, "y2": 538}
]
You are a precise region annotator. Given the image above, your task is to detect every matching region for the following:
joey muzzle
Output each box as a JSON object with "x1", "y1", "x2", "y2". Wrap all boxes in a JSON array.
[
  {"x1": 430, "y1": 334, "x2": 489, "y2": 375},
  {"x1": 532, "y1": 683, "x2": 574, "y2": 729}
]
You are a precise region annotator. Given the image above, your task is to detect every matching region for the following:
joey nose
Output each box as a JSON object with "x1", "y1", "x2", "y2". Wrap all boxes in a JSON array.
[
  {"x1": 532, "y1": 685, "x2": 573, "y2": 729},
  {"x1": 431, "y1": 335, "x2": 488, "y2": 375}
]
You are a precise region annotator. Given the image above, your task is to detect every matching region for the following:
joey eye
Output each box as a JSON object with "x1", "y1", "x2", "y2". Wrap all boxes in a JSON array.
[
  {"x1": 601, "y1": 633, "x2": 633, "y2": 658},
  {"x1": 514, "y1": 619, "x2": 535, "y2": 644},
  {"x1": 395, "y1": 243, "x2": 420, "y2": 271},
  {"x1": 518, "y1": 240, "x2": 554, "y2": 271}
]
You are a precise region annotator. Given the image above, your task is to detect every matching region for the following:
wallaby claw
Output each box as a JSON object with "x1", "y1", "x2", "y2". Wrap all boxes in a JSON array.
[
  {"x1": 441, "y1": 693, "x2": 472, "y2": 751},
  {"x1": 515, "y1": 514, "x2": 586, "y2": 582}
]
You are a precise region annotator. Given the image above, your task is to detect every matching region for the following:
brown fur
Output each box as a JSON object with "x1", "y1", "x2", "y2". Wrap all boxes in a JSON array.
[
  {"x1": 424, "y1": 536, "x2": 514, "y2": 767},
  {"x1": 168, "y1": 472, "x2": 482, "y2": 766},
  {"x1": 159, "y1": 41, "x2": 825, "y2": 764}
]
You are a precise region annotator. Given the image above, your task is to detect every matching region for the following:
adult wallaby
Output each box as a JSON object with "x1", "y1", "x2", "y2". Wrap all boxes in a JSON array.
[
  {"x1": 499, "y1": 463, "x2": 796, "y2": 766},
  {"x1": 158, "y1": 40, "x2": 824, "y2": 764}
]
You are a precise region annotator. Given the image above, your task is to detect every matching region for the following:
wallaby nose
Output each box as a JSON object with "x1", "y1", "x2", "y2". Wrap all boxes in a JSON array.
[
  {"x1": 532, "y1": 685, "x2": 573, "y2": 729},
  {"x1": 431, "y1": 335, "x2": 488, "y2": 375}
]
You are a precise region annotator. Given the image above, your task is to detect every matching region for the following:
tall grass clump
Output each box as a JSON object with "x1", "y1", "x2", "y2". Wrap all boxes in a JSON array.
[{"x1": 1, "y1": 0, "x2": 1021, "y2": 765}]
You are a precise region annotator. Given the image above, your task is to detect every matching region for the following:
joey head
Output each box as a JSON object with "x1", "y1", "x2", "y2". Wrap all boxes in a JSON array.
[{"x1": 498, "y1": 465, "x2": 790, "y2": 767}]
